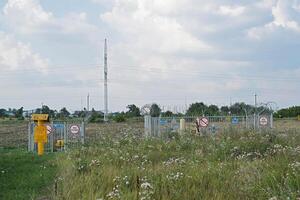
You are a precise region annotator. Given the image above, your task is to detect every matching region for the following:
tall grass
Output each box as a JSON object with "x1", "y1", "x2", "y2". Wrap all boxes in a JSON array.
[{"x1": 53, "y1": 128, "x2": 300, "y2": 200}]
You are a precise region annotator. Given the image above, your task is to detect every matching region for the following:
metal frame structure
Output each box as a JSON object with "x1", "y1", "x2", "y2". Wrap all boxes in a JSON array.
[
  {"x1": 28, "y1": 120, "x2": 85, "y2": 153},
  {"x1": 144, "y1": 114, "x2": 274, "y2": 137}
]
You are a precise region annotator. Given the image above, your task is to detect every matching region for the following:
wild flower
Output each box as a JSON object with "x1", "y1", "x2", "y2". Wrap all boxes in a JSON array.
[
  {"x1": 269, "y1": 197, "x2": 277, "y2": 200},
  {"x1": 163, "y1": 157, "x2": 186, "y2": 166},
  {"x1": 141, "y1": 182, "x2": 152, "y2": 190},
  {"x1": 166, "y1": 172, "x2": 184, "y2": 181},
  {"x1": 122, "y1": 176, "x2": 130, "y2": 185},
  {"x1": 106, "y1": 185, "x2": 121, "y2": 199},
  {"x1": 89, "y1": 159, "x2": 100, "y2": 167},
  {"x1": 289, "y1": 161, "x2": 300, "y2": 175},
  {"x1": 139, "y1": 178, "x2": 154, "y2": 200}
]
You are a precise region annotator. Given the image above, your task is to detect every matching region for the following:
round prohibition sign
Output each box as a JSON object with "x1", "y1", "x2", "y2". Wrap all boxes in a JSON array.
[
  {"x1": 197, "y1": 117, "x2": 209, "y2": 128},
  {"x1": 70, "y1": 125, "x2": 80, "y2": 134},
  {"x1": 259, "y1": 116, "x2": 268, "y2": 126},
  {"x1": 46, "y1": 125, "x2": 52, "y2": 135}
]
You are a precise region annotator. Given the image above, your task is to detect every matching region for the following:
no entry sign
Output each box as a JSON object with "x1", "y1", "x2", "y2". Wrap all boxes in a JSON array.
[{"x1": 197, "y1": 117, "x2": 209, "y2": 128}]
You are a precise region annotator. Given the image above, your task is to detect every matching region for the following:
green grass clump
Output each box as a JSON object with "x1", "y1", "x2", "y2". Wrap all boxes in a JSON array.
[
  {"x1": 0, "y1": 148, "x2": 57, "y2": 200},
  {"x1": 54, "y1": 129, "x2": 300, "y2": 200}
]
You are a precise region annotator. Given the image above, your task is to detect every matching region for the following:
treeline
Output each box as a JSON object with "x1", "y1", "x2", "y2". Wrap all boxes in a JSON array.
[
  {"x1": 1, "y1": 103, "x2": 299, "y2": 122},
  {"x1": 274, "y1": 106, "x2": 300, "y2": 118},
  {"x1": 0, "y1": 107, "x2": 24, "y2": 119},
  {"x1": 185, "y1": 102, "x2": 258, "y2": 116},
  {"x1": 0, "y1": 106, "x2": 71, "y2": 120}
]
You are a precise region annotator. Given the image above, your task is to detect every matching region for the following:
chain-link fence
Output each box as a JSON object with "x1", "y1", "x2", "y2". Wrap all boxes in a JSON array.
[
  {"x1": 28, "y1": 121, "x2": 85, "y2": 153},
  {"x1": 144, "y1": 114, "x2": 273, "y2": 137}
]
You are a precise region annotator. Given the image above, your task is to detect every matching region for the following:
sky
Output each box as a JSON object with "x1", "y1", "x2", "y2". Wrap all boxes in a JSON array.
[{"x1": 0, "y1": 0, "x2": 300, "y2": 113}]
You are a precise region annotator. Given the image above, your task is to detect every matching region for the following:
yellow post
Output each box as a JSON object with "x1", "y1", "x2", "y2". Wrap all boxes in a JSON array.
[
  {"x1": 32, "y1": 114, "x2": 49, "y2": 156},
  {"x1": 298, "y1": 115, "x2": 300, "y2": 121}
]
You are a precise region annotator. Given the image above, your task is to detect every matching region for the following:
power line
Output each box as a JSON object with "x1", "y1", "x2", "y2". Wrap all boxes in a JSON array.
[{"x1": 1, "y1": 64, "x2": 299, "y2": 82}]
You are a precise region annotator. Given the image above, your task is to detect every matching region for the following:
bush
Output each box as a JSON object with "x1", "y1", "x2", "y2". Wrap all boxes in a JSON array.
[{"x1": 113, "y1": 115, "x2": 126, "y2": 123}]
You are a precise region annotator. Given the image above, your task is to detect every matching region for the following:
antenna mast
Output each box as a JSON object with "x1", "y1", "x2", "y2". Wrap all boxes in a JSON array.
[{"x1": 104, "y1": 39, "x2": 108, "y2": 121}]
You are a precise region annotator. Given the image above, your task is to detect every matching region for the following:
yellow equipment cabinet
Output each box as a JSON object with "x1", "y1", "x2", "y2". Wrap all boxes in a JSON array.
[{"x1": 32, "y1": 114, "x2": 49, "y2": 156}]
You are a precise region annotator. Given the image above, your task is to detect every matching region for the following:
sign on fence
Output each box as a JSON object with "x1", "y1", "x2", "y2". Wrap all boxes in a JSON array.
[
  {"x1": 197, "y1": 117, "x2": 209, "y2": 128},
  {"x1": 144, "y1": 114, "x2": 273, "y2": 137},
  {"x1": 28, "y1": 121, "x2": 85, "y2": 153},
  {"x1": 231, "y1": 117, "x2": 239, "y2": 125},
  {"x1": 259, "y1": 116, "x2": 268, "y2": 126}
]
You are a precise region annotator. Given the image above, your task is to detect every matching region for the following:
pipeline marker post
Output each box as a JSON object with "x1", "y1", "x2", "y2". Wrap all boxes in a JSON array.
[{"x1": 32, "y1": 114, "x2": 49, "y2": 156}]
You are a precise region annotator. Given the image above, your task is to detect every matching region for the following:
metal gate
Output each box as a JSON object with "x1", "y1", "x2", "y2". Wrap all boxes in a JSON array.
[{"x1": 28, "y1": 121, "x2": 85, "y2": 153}]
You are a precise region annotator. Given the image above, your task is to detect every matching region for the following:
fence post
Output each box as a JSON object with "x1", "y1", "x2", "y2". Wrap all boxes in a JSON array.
[
  {"x1": 81, "y1": 121, "x2": 85, "y2": 144},
  {"x1": 64, "y1": 122, "x2": 67, "y2": 151},
  {"x1": 270, "y1": 113, "x2": 273, "y2": 129},
  {"x1": 51, "y1": 121, "x2": 54, "y2": 153},
  {"x1": 180, "y1": 119, "x2": 185, "y2": 134},
  {"x1": 28, "y1": 121, "x2": 31, "y2": 152},
  {"x1": 144, "y1": 115, "x2": 151, "y2": 137}
]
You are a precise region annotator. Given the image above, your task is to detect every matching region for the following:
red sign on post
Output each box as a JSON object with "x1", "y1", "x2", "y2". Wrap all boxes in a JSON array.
[{"x1": 196, "y1": 117, "x2": 209, "y2": 132}]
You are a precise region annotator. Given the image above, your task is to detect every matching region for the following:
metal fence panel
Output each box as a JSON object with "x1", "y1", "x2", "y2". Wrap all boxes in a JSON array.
[
  {"x1": 144, "y1": 115, "x2": 273, "y2": 137},
  {"x1": 28, "y1": 121, "x2": 85, "y2": 153}
]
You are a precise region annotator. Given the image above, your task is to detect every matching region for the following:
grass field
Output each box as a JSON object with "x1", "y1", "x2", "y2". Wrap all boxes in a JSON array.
[
  {"x1": 0, "y1": 119, "x2": 300, "y2": 199},
  {"x1": 53, "y1": 127, "x2": 300, "y2": 200},
  {"x1": 0, "y1": 148, "x2": 57, "y2": 200}
]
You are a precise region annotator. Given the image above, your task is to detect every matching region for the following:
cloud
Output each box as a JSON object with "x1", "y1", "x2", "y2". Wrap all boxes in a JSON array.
[
  {"x1": 3, "y1": 0, "x2": 54, "y2": 33},
  {"x1": 0, "y1": 31, "x2": 48, "y2": 72},
  {"x1": 2, "y1": 0, "x2": 103, "y2": 43},
  {"x1": 101, "y1": 0, "x2": 212, "y2": 55},
  {"x1": 217, "y1": 5, "x2": 245, "y2": 17},
  {"x1": 1, "y1": 0, "x2": 300, "y2": 109},
  {"x1": 248, "y1": 0, "x2": 300, "y2": 39}
]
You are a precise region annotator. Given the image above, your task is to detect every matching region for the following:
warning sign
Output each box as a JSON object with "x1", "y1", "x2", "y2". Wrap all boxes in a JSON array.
[
  {"x1": 231, "y1": 117, "x2": 239, "y2": 125},
  {"x1": 46, "y1": 125, "x2": 52, "y2": 135},
  {"x1": 197, "y1": 117, "x2": 209, "y2": 128},
  {"x1": 259, "y1": 116, "x2": 268, "y2": 126},
  {"x1": 70, "y1": 125, "x2": 80, "y2": 134}
]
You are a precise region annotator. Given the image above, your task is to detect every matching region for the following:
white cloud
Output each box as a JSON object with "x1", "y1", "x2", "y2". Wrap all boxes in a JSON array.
[
  {"x1": 3, "y1": 0, "x2": 54, "y2": 33},
  {"x1": 101, "y1": 0, "x2": 212, "y2": 59},
  {"x1": 0, "y1": 31, "x2": 48, "y2": 72},
  {"x1": 3, "y1": 0, "x2": 103, "y2": 43},
  {"x1": 218, "y1": 5, "x2": 245, "y2": 17},
  {"x1": 1, "y1": 0, "x2": 300, "y2": 109},
  {"x1": 248, "y1": 0, "x2": 300, "y2": 39}
]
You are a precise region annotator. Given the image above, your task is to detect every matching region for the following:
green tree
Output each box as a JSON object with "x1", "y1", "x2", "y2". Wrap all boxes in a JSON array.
[
  {"x1": 15, "y1": 107, "x2": 24, "y2": 119},
  {"x1": 113, "y1": 112, "x2": 126, "y2": 122},
  {"x1": 126, "y1": 104, "x2": 141, "y2": 117},
  {"x1": 207, "y1": 105, "x2": 219, "y2": 116},
  {"x1": 162, "y1": 111, "x2": 173, "y2": 117},
  {"x1": 186, "y1": 102, "x2": 208, "y2": 116},
  {"x1": 274, "y1": 106, "x2": 300, "y2": 118},
  {"x1": 150, "y1": 104, "x2": 161, "y2": 117},
  {"x1": 89, "y1": 109, "x2": 104, "y2": 123},
  {"x1": 41, "y1": 105, "x2": 56, "y2": 118},
  {"x1": 0, "y1": 109, "x2": 7, "y2": 118},
  {"x1": 57, "y1": 107, "x2": 70, "y2": 119},
  {"x1": 220, "y1": 106, "x2": 230, "y2": 115}
]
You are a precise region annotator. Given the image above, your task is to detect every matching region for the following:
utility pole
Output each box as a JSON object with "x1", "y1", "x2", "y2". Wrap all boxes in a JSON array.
[
  {"x1": 104, "y1": 39, "x2": 108, "y2": 122},
  {"x1": 87, "y1": 93, "x2": 90, "y2": 112},
  {"x1": 81, "y1": 96, "x2": 83, "y2": 111}
]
